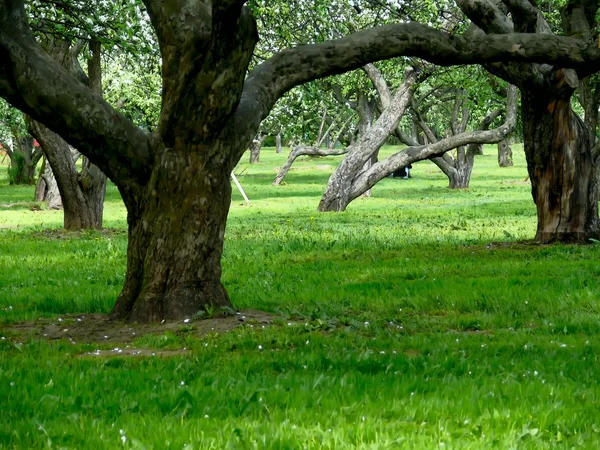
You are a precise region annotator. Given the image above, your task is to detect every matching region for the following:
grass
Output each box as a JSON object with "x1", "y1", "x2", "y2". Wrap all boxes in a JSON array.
[{"x1": 2, "y1": 145, "x2": 600, "y2": 448}]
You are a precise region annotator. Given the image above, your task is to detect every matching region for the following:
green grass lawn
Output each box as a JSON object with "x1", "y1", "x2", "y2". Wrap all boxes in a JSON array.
[{"x1": 1, "y1": 146, "x2": 600, "y2": 448}]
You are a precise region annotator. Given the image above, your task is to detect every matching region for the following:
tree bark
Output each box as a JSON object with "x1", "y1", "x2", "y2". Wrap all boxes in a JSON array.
[
  {"x1": 249, "y1": 133, "x2": 265, "y2": 164},
  {"x1": 522, "y1": 75, "x2": 600, "y2": 242},
  {"x1": 276, "y1": 133, "x2": 282, "y2": 153},
  {"x1": 497, "y1": 138, "x2": 513, "y2": 167},
  {"x1": 111, "y1": 149, "x2": 233, "y2": 322},
  {"x1": 7, "y1": 0, "x2": 600, "y2": 322},
  {"x1": 35, "y1": 156, "x2": 62, "y2": 209},
  {"x1": 319, "y1": 69, "x2": 418, "y2": 212},
  {"x1": 28, "y1": 121, "x2": 104, "y2": 228}
]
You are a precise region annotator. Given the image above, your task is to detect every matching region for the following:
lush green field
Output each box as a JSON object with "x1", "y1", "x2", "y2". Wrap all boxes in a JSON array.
[{"x1": 2, "y1": 146, "x2": 600, "y2": 449}]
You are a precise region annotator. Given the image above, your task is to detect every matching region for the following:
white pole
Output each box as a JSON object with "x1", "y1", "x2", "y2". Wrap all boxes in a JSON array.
[{"x1": 231, "y1": 172, "x2": 251, "y2": 206}]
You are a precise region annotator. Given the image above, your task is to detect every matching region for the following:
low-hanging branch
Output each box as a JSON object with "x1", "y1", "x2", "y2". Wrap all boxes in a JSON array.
[{"x1": 273, "y1": 114, "x2": 354, "y2": 186}]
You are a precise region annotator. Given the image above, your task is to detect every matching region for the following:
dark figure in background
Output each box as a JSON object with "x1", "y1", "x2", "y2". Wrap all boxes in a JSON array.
[{"x1": 391, "y1": 164, "x2": 412, "y2": 179}]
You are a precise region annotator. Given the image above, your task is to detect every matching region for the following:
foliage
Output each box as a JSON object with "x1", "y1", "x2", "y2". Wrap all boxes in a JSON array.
[
  {"x1": 6, "y1": 152, "x2": 26, "y2": 185},
  {"x1": 25, "y1": 0, "x2": 157, "y2": 56},
  {"x1": 2, "y1": 146, "x2": 600, "y2": 447}
]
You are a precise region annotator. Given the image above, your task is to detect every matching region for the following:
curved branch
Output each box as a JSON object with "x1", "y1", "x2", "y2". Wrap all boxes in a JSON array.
[
  {"x1": 349, "y1": 85, "x2": 518, "y2": 199},
  {"x1": 236, "y1": 19, "x2": 597, "y2": 152},
  {"x1": 0, "y1": 0, "x2": 153, "y2": 187},
  {"x1": 273, "y1": 146, "x2": 348, "y2": 186}
]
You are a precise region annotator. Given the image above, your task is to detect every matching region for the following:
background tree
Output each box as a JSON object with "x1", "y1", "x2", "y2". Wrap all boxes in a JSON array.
[{"x1": 0, "y1": 101, "x2": 42, "y2": 185}]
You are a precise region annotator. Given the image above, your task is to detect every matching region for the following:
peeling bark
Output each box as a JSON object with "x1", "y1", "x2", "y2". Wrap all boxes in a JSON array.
[{"x1": 522, "y1": 74, "x2": 600, "y2": 242}]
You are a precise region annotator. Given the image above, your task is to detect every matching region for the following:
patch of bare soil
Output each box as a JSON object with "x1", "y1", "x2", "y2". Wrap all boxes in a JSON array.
[
  {"x1": 31, "y1": 228, "x2": 127, "y2": 239},
  {"x1": 1, "y1": 310, "x2": 275, "y2": 347}
]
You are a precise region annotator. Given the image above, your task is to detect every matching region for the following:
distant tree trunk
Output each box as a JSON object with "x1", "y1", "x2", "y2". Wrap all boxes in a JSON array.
[
  {"x1": 25, "y1": 39, "x2": 107, "y2": 229},
  {"x1": 28, "y1": 121, "x2": 104, "y2": 228},
  {"x1": 276, "y1": 133, "x2": 282, "y2": 153},
  {"x1": 319, "y1": 69, "x2": 418, "y2": 212},
  {"x1": 35, "y1": 157, "x2": 62, "y2": 209},
  {"x1": 497, "y1": 138, "x2": 513, "y2": 167},
  {"x1": 249, "y1": 132, "x2": 266, "y2": 164},
  {"x1": 521, "y1": 70, "x2": 600, "y2": 242},
  {"x1": 357, "y1": 92, "x2": 375, "y2": 197},
  {"x1": 5, "y1": 135, "x2": 42, "y2": 185}
]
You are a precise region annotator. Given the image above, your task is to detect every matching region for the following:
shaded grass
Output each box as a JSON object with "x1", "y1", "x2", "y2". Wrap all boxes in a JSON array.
[{"x1": 1, "y1": 146, "x2": 600, "y2": 448}]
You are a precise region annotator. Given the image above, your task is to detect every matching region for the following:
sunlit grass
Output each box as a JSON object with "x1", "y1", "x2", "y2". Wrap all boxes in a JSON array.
[{"x1": 1, "y1": 145, "x2": 600, "y2": 448}]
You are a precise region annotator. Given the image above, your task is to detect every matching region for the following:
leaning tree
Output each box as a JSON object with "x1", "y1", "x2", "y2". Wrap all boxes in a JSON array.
[{"x1": 2, "y1": 0, "x2": 600, "y2": 321}]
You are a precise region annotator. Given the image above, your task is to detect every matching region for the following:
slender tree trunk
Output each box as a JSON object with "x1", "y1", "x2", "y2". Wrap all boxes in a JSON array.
[
  {"x1": 276, "y1": 133, "x2": 282, "y2": 154},
  {"x1": 522, "y1": 79, "x2": 600, "y2": 242},
  {"x1": 273, "y1": 146, "x2": 348, "y2": 185},
  {"x1": 111, "y1": 149, "x2": 233, "y2": 322},
  {"x1": 249, "y1": 133, "x2": 265, "y2": 164},
  {"x1": 497, "y1": 138, "x2": 513, "y2": 167}
]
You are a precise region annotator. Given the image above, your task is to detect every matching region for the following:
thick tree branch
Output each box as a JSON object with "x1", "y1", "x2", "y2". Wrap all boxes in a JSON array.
[
  {"x1": 236, "y1": 19, "x2": 599, "y2": 160},
  {"x1": 0, "y1": 0, "x2": 152, "y2": 187}
]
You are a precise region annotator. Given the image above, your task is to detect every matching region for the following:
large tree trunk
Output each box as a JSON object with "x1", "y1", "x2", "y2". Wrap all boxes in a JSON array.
[
  {"x1": 497, "y1": 139, "x2": 513, "y2": 167},
  {"x1": 522, "y1": 73, "x2": 600, "y2": 242},
  {"x1": 111, "y1": 151, "x2": 233, "y2": 322}
]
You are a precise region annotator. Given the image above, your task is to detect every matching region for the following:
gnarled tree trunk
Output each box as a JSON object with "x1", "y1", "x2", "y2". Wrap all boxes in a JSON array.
[
  {"x1": 522, "y1": 72, "x2": 600, "y2": 242},
  {"x1": 111, "y1": 149, "x2": 233, "y2": 321},
  {"x1": 249, "y1": 132, "x2": 265, "y2": 164}
]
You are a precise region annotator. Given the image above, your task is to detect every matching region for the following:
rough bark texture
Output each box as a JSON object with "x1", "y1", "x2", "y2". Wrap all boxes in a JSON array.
[
  {"x1": 522, "y1": 82, "x2": 599, "y2": 242},
  {"x1": 497, "y1": 138, "x2": 513, "y2": 167},
  {"x1": 110, "y1": 147, "x2": 234, "y2": 321},
  {"x1": 459, "y1": 0, "x2": 600, "y2": 242}
]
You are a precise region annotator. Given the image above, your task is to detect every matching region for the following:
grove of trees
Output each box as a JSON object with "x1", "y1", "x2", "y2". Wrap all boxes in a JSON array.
[{"x1": 1, "y1": 0, "x2": 599, "y2": 321}]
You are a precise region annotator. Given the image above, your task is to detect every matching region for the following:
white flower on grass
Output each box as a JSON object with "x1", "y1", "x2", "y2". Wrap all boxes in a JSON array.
[
  {"x1": 258, "y1": 345, "x2": 263, "y2": 350},
  {"x1": 180, "y1": 381, "x2": 185, "y2": 386}
]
